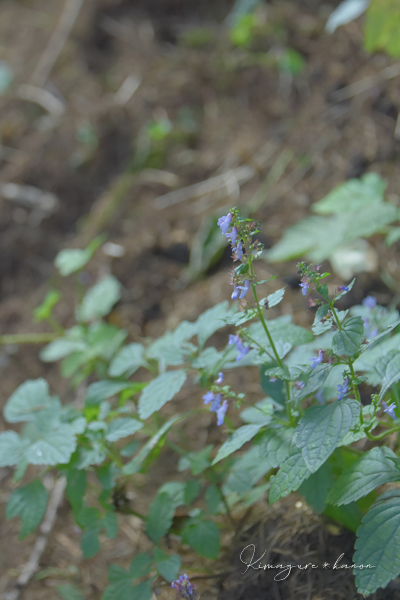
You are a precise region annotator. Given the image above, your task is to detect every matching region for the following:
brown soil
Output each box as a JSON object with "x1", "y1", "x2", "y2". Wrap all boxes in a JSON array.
[{"x1": 1, "y1": 0, "x2": 400, "y2": 598}]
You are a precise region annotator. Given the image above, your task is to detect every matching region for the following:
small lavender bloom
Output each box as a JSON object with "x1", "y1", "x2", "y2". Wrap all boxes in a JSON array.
[
  {"x1": 203, "y1": 391, "x2": 215, "y2": 405},
  {"x1": 382, "y1": 401, "x2": 397, "y2": 420},
  {"x1": 337, "y1": 378, "x2": 349, "y2": 400},
  {"x1": 299, "y1": 282, "x2": 309, "y2": 296},
  {"x1": 216, "y1": 372, "x2": 224, "y2": 384},
  {"x1": 363, "y1": 295, "x2": 377, "y2": 309},
  {"x1": 315, "y1": 389, "x2": 325, "y2": 404},
  {"x1": 231, "y1": 285, "x2": 240, "y2": 300},
  {"x1": 269, "y1": 376, "x2": 278, "y2": 382},
  {"x1": 235, "y1": 241, "x2": 243, "y2": 261},
  {"x1": 171, "y1": 574, "x2": 198, "y2": 599},
  {"x1": 211, "y1": 393, "x2": 222, "y2": 412},
  {"x1": 217, "y1": 213, "x2": 232, "y2": 235},
  {"x1": 226, "y1": 226, "x2": 237, "y2": 245},
  {"x1": 238, "y1": 279, "x2": 250, "y2": 299},
  {"x1": 310, "y1": 350, "x2": 323, "y2": 369},
  {"x1": 338, "y1": 285, "x2": 349, "y2": 292},
  {"x1": 217, "y1": 400, "x2": 229, "y2": 426},
  {"x1": 229, "y1": 334, "x2": 251, "y2": 360}
]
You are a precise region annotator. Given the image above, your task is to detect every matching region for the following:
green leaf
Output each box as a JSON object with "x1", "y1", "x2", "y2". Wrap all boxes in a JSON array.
[
  {"x1": 28, "y1": 424, "x2": 77, "y2": 465},
  {"x1": 129, "y1": 553, "x2": 153, "y2": 579},
  {"x1": 85, "y1": 380, "x2": 133, "y2": 406},
  {"x1": 55, "y1": 248, "x2": 92, "y2": 276},
  {"x1": 182, "y1": 520, "x2": 220, "y2": 558},
  {"x1": 239, "y1": 398, "x2": 274, "y2": 424},
  {"x1": 354, "y1": 490, "x2": 400, "y2": 595},
  {"x1": 6, "y1": 479, "x2": 48, "y2": 538},
  {"x1": 376, "y1": 350, "x2": 400, "y2": 399},
  {"x1": 130, "y1": 581, "x2": 153, "y2": 600},
  {"x1": 81, "y1": 526, "x2": 100, "y2": 558},
  {"x1": 257, "y1": 427, "x2": 295, "y2": 467},
  {"x1": 104, "y1": 553, "x2": 153, "y2": 600},
  {"x1": 0, "y1": 431, "x2": 29, "y2": 467},
  {"x1": 386, "y1": 227, "x2": 400, "y2": 247},
  {"x1": 138, "y1": 370, "x2": 186, "y2": 420},
  {"x1": 76, "y1": 275, "x2": 120, "y2": 322},
  {"x1": 34, "y1": 290, "x2": 61, "y2": 323},
  {"x1": 146, "y1": 492, "x2": 175, "y2": 543},
  {"x1": 269, "y1": 447, "x2": 312, "y2": 504},
  {"x1": 56, "y1": 584, "x2": 84, "y2": 600},
  {"x1": 102, "y1": 511, "x2": 118, "y2": 539},
  {"x1": 108, "y1": 343, "x2": 145, "y2": 377},
  {"x1": 184, "y1": 480, "x2": 202, "y2": 505},
  {"x1": 156, "y1": 553, "x2": 181, "y2": 582},
  {"x1": 106, "y1": 418, "x2": 143, "y2": 442},
  {"x1": 248, "y1": 316, "x2": 313, "y2": 349},
  {"x1": 328, "y1": 447, "x2": 400, "y2": 506},
  {"x1": 196, "y1": 301, "x2": 231, "y2": 347},
  {"x1": 332, "y1": 316, "x2": 364, "y2": 357},
  {"x1": 294, "y1": 363, "x2": 333, "y2": 401},
  {"x1": 335, "y1": 278, "x2": 356, "y2": 301},
  {"x1": 97, "y1": 463, "x2": 120, "y2": 489},
  {"x1": 205, "y1": 485, "x2": 222, "y2": 514},
  {"x1": 4, "y1": 378, "x2": 51, "y2": 423},
  {"x1": 299, "y1": 460, "x2": 334, "y2": 513},
  {"x1": 312, "y1": 304, "x2": 331, "y2": 335},
  {"x1": 123, "y1": 415, "x2": 183, "y2": 475},
  {"x1": 365, "y1": 0, "x2": 400, "y2": 57},
  {"x1": 313, "y1": 173, "x2": 386, "y2": 215},
  {"x1": 66, "y1": 469, "x2": 86, "y2": 510},
  {"x1": 265, "y1": 287, "x2": 285, "y2": 308},
  {"x1": 212, "y1": 424, "x2": 264, "y2": 464},
  {"x1": 295, "y1": 398, "x2": 359, "y2": 473}
]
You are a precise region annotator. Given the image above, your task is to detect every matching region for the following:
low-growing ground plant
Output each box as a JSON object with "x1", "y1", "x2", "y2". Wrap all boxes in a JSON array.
[{"x1": 1, "y1": 206, "x2": 400, "y2": 598}]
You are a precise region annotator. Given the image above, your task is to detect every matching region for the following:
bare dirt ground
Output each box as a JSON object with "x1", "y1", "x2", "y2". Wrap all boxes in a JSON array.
[{"x1": 1, "y1": 0, "x2": 400, "y2": 598}]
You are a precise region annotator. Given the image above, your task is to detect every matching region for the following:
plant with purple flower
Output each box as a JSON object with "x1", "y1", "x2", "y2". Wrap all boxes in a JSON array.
[
  {"x1": 172, "y1": 574, "x2": 199, "y2": 600},
  {"x1": 216, "y1": 399, "x2": 229, "y2": 425},
  {"x1": 234, "y1": 241, "x2": 243, "y2": 261},
  {"x1": 382, "y1": 401, "x2": 397, "y2": 420},
  {"x1": 299, "y1": 282, "x2": 309, "y2": 296},
  {"x1": 310, "y1": 350, "x2": 323, "y2": 369},
  {"x1": 363, "y1": 295, "x2": 377, "y2": 309},
  {"x1": 337, "y1": 378, "x2": 349, "y2": 400},
  {"x1": 338, "y1": 285, "x2": 349, "y2": 292},
  {"x1": 229, "y1": 334, "x2": 251, "y2": 361},
  {"x1": 216, "y1": 372, "x2": 224, "y2": 384},
  {"x1": 217, "y1": 213, "x2": 232, "y2": 235},
  {"x1": 226, "y1": 226, "x2": 237, "y2": 245}
]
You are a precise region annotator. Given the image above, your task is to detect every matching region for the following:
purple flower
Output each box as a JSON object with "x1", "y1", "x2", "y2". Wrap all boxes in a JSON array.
[
  {"x1": 216, "y1": 372, "x2": 224, "y2": 384},
  {"x1": 216, "y1": 400, "x2": 229, "y2": 426},
  {"x1": 238, "y1": 279, "x2": 250, "y2": 299},
  {"x1": 235, "y1": 241, "x2": 243, "y2": 261},
  {"x1": 217, "y1": 213, "x2": 232, "y2": 235},
  {"x1": 203, "y1": 391, "x2": 215, "y2": 405},
  {"x1": 338, "y1": 285, "x2": 349, "y2": 292},
  {"x1": 231, "y1": 285, "x2": 240, "y2": 300},
  {"x1": 363, "y1": 296, "x2": 377, "y2": 310},
  {"x1": 337, "y1": 378, "x2": 349, "y2": 400},
  {"x1": 310, "y1": 350, "x2": 323, "y2": 369},
  {"x1": 211, "y1": 393, "x2": 222, "y2": 412},
  {"x1": 226, "y1": 226, "x2": 237, "y2": 245},
  {"x1": 172, "y1": 574, "x2": 198, "y2": 599},
  {"x1": 228, "y1": 334, "x2": 251, "y2": 361},
  {"x1": 269, "y1": 376, "x2": 277, "y2": 382},
  {"x1": 299, "y1": 282, "x2": 309, "y2": 296},
  {"x1": 382, "y1": 401, "x2": 397, "y2": 420},
  {"x1": 315, "y1": 389, "x2": 325, "y2": 404},
  {"x1": 362, "y1": 317, "x2": 378, "y2": 339}
]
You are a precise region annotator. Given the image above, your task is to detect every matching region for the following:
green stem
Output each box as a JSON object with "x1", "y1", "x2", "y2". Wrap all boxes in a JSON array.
[
  {"x1": 365, "y1": 427, "x2": 399, "y2": 441},
  {"x1": 330, "y1": 302, "x2": 363, "y2": 424},
  {"x1": 250, "y1": 260, "x2": 292, "y2": 422},
  {"x1": 0, "y1": 332, "x2": 58, "y2": 345}
]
